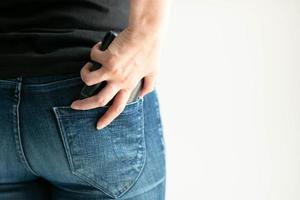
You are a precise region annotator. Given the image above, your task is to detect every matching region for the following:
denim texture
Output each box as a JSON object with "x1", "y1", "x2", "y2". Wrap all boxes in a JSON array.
[{"x1": 0, "y1": 73, "x2": 166, "y2": 200}]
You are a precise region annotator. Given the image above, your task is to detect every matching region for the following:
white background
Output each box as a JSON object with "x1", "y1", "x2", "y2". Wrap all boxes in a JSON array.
[{"x1": 156, "y1": 0, "x2": 300, "y2": 199}]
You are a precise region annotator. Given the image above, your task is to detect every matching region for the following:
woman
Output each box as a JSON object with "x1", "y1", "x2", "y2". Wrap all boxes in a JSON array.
[{"x1": 0, "y1": 0, "x2": 169, "y2": 199}]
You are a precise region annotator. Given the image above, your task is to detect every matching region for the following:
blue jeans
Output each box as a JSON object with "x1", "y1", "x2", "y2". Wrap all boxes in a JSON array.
[{"x1": 0, "y1": 73, "x2": 166, "y2": 200}]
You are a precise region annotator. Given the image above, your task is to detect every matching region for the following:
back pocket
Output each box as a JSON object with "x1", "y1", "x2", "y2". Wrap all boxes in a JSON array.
[{"x1": 52, "y1": 97, "x2": 146, "y2": 198}]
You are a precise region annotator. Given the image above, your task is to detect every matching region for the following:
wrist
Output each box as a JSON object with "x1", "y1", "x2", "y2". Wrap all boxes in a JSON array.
[
  {"x1": 123, "y1": 27, "x2": 162, "y2": 51},
  {"x1": 126, "y1": 22, "x2": 163, "y2": 41}
]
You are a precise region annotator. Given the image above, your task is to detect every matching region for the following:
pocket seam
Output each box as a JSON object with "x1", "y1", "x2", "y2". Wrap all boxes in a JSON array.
[
  {"x1": 53, "y1": 109, "x2": 116, "y2": 196},
  {"x1": 52, "y1": 97, "x2": 147, "y2": 198},
  {"x1": 53, "y1": 96, "x2": 144, "y2": 111}
]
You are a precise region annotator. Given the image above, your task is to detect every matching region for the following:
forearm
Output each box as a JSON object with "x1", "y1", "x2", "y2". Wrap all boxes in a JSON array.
[{"x1": 127, "y1": 0, "x2": 170, "y2": 37}]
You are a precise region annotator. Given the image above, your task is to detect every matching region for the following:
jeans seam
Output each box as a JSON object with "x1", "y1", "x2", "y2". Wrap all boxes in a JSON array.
[
  {"x1": 120, "y1": 176, "x2": 166, "y2": 200},
  {"x1": 13, "y1": 78, "x2": 39, "y2": 177}
]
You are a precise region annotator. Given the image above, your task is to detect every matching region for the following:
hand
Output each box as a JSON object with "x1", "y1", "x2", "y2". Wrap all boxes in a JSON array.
[{"x1": 70, "y1": 27, "x2": 162, "y2": 130}]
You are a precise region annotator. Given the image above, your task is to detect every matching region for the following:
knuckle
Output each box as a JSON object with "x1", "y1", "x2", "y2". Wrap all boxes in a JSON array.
[
  {"x1": 104, "y1": 56, "x2": 122, "y2": 75},
  {"x1": 81, "y1": 62, "x2": 100, "y2": 87},
  {"x1": 109, "y1": 83, "x2": 117, "y2": 93},
  {"x1": 84, "y1": 78, "x2": 95, "y2": 86},
  {"x1": 80, "y1": 75, "x2": 91, "y2": 86},
  {"x1": 118, "y1": 77, "x2": 126, "y2": 85},
  {"x1": 119, "y1": 74, "x2": 133, "y2": 86},
  {"x1": 111, "y1": 65, "x2": 123, "y2": 78},
  {"x1": 110, "y1": 65, "x2": 120, "y2": 75},
  {"x1": 104, "y1": 55, "x2": 116, "y2": 69},
  {"x1": 96, "y1": 96, "x2": 106, "y2": 105},
  {"x1": 80, "y1": 68, "x2": 86, "y2": 79},
  {"x1": 90, "y1": 47, "x2": 97, "y2": 61}
]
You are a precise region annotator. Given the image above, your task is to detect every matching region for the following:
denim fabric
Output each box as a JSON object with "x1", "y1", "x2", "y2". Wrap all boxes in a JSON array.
[{"x1": 0, "y1": 73, "x2": 166, "y2": 200}]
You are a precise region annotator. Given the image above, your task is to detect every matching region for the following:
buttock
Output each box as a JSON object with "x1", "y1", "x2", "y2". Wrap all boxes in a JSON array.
[{"x1": 0, "y1": 73, "x2": 166, "y2": 199}]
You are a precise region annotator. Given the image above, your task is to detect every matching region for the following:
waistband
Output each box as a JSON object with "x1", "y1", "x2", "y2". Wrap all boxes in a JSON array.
[{"x1": 0, "y1": 72, "x2": 81, "y2": 84}]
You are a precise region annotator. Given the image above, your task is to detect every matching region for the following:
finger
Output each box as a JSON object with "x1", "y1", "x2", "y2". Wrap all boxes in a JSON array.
[
  {"x1": 92, "y1": 82, "x2": 120, "y2": 106},
  {"x1": 90, "y1": 40, "x2": 123, "y2": 73},
  {"x1": 89, "y1": 41, "x2": 105, "y2": 64},
  {"x1": 96, "y1": 89, "x2": 130, "y2": 129},
  {"x1": 90, "y1": 41, "x2": 117, "y2": 69},
  {"x1": 139, "y1": 74, "x2": 157, "y2": 98},
  {"x1": 80, "y1": 62, "x2": 108, "y2": 86},
  {"x1": 71, "y1": 82, "x2": 119, "y2": 110}
]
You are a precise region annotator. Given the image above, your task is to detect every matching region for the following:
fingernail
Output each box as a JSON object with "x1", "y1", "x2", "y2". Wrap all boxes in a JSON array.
[
  {"x1": 97, "y1": 123, "x2": 105, "y2": 130},
  {"x1": 70, "y1": 102, "x2": 77, "y2": 109}
]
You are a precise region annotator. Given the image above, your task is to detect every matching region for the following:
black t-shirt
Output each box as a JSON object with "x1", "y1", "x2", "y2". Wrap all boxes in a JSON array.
[{"x1": 0, "y1": 0, "x2": 129, "y2": 78}]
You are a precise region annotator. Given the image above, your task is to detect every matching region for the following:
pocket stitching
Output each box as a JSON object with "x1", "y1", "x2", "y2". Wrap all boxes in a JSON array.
[
  {"x1": 52, "y1": 98, "x2": 146, "y2": 198},
  {"x1": 53, "y1": 108, "x2": 117, "y2": 197},
  {"x1": 53, "y1": 97, "x2": 143, "y2": 114}
]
